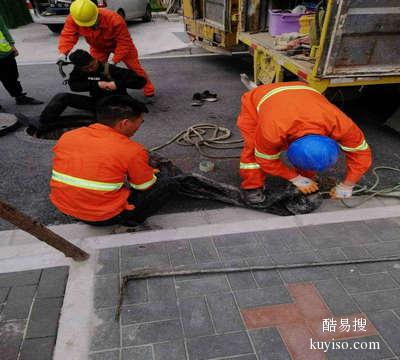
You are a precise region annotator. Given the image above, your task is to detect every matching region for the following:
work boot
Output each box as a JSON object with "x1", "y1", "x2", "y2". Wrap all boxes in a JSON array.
[
  {"x1": 15, "y1": 113, "x2": 44, "y2": 130},
  {"x1": 242, "y1": 188, "x2": 266, "y2": 205},
  {"x1": 15, "y1": 94, "x2": 44, "y2": 105},
  {"x1": 0, "y1": 104, "x2": 3, "y2": 111}
]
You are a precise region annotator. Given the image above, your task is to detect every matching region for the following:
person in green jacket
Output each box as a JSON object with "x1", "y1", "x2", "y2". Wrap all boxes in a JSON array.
[{"x1": 0, "y1": 15, "x2": 42, "y2": 110}]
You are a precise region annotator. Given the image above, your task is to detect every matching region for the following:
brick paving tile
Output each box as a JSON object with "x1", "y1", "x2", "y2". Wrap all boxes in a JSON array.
[
  {"x1": 0, "y1": 320, "x2": 26, "y2": 360},
  {"x1": 0, "y1": 287, "x2": 9, "y2": 303},
  {"x1": 19, "y1": 337, "x2": 56, "y2": 360},
  {"x1": 390, "y1": 267, "x2": 400, "y2": 285},
  {"x1": 235, "y1": 285, "x2": 291, "y2": 308},
  {"x1": 91, "y1": 308, "x2": 120, "y2": 352},
  {"x1": 148, "y1": 277, "x2": 176, "y2": 302},
  {"x1": 279, "y1": 267, "x2": 333, "y2": 283},
  {"x1": 365, "y1": 242, "x2": 400, "y2": 257},
  {"x1": 246, "y1": 256, "x2": 275, "y2": 267},
  {"x1": 220, "y1": 356, "x2": 257, "y2": 360},
  {"x1": 249, "y1": 327, "x2": 291, "y2": 360},
  {"x1": 89, "y1": 350, "x2": 120, "y2": 360},
  {"x1": 121, "y1": 253, "x2": 171, "y2": 272},
  {"x1": 121, "y1": 346, "x2": 153, "y2": 360},
  {"x1": 217, "y1": 243, "x2": 268, "y2": 260},
  {"x1": 124, "y1": 279, "x2": 148, "y2": 305},
  {"x1": 316, "y1": 248, "x2": 347, "y2": 262},
  {"x1": 25, "y1": 297, "x2": 64, "y2": 338},
  {"x1": 175, "y1": 274, "x2": 230, "y2": 298},
  {"x1": 356, "y1": 261, "x2": 398, "y2": 275},
  {"x1": 36, "y1": 267, "x2": 68, "y2": 298},
  {"x1": 227, "y1": 271, "x2": 258, "y2": 290},
  {"x1": 338, "y1": 273, "x2": 399, "y2": 294},
  {"x1": 180, "y1": 297, "x2": 214, "y2": 337},
  {"x1": 352, "y1": 289, "x2": 400, "y2": 311},
  {"x1": 168, "y1": 240, "x2": 196, "y2": 267},
  {"x1": 0, "y1": 270, "x2": 41, "y2": 287},
  {"x1": 121, "y1": 301, "x2": 179, "y2": 326},
  {"x1": 190, "y1": 238, "x2": 220, "y2": 264},
  {"x1": 271, "y1": 251, "x2": 320, "y2": 265},
  {"x1": 367, "y1": 310, "x2": 400, "y2": 356},
  {"x1": 279, "y1": 322, "x2": 325, "y2": 360},
  {"x1": 364, "y1": 219, "x2": 400, "y2": 242},
  {"x1": 122, "y1": 319, "x2": 183, "y2": 347},
  {"x1": 255, "y1": 228, "x2": 312, "y2": 252},
  {"x1": 186, "y1": 332, "x2": 253, "y2": 360},
  {"x1": 252, "y1": 269, "x2": 284, "y2": 288},
  {"x1": 314, "y1": 279, "x2": 360, "y2": 316},
  {"x1": 153, "y1": 340, "x2": 187, "y2": 360},
  {"x1": 341, "y1": 246, "x2": 373, "y2": 260},
  {"x1": 94, "y1": 274, "x2": 120, "y2": 309},
  {"x1": 96, "y1": 248, "x2": 119, "y2": 275},
  {"x1": 206, "y1": 293, "x2": 244, "y2": 332},
  {"x1": 2, "y1": 285, "x2": 36, "y2": 320},
  {"x1": 121, "y1": 242, "x2": 166, "y2": 258},
  {"x1": 213, "y1": 232, "x2": 258, "y2": 248}
]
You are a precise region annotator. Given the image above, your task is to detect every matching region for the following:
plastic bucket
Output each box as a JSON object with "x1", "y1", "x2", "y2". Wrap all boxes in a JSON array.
[{"x1": 268, "y1": 10, "x2": 302, "y2": 36}]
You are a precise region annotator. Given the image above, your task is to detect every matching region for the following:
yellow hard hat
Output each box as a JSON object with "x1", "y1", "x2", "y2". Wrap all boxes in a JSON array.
[{"x1": 70, "y1": 0, "x2": 99, "y2": 27}]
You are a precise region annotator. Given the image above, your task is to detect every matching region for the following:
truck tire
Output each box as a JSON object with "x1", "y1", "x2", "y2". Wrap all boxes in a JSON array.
[
  {"x1": 47, "y1": 24, "x2": 64, "y2": 34},
  {"x1": 142, "y1": 4, "x2": 152, "y2": 22}
]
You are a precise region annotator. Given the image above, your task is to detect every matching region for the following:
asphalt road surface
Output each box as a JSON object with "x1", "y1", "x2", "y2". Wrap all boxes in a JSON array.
[{"x1": 0, "y1": 54, "x2": 399, "y2": 230}]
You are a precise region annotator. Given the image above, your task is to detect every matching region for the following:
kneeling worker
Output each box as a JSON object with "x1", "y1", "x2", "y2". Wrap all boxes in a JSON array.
[
  {"x1": 50, "y1": 95, "x2": 178, "y2": 226},
  {"x1": 34, "y1": 49, "x2": 146, "y2": 130},
  {"x1": 237, "y1": 82, "x2": 372, "y2": 204}
]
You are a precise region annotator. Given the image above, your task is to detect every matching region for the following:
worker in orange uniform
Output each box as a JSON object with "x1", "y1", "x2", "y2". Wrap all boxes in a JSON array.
[
  {"x1": 237, "y1": 82, "x2": 372, "y2": 205},
  {"x1": 50, "y1": 95, "x2": 179, "y2": 226},
  {"x1": 58, "y1": 0, "x2": 155, "y2": 97}
]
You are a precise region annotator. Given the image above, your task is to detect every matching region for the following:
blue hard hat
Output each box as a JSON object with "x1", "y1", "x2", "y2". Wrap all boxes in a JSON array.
[{"x1": 287, "y1": 135, "x2": 339, "y2": 172}]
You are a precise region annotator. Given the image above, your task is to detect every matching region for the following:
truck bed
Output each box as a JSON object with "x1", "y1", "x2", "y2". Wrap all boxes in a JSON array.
[{"x1": 239, "y1": 31, "x2": 315, "y2": 76}]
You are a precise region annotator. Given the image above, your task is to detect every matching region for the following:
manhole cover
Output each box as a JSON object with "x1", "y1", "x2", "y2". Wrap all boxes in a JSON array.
[{"x1": 0, "y1": 113, "x2": 20, "y2": 136}]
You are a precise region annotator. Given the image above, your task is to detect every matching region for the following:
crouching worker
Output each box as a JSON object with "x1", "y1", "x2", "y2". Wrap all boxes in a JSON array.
[
  {"x1": 31, "y1": 49, "x2": 146, "y2": 130},
  {"x1": 50, "y1": 95, "x2": 180, "y2": 226},
  {"x1": 238, "y1": 82, "x2": 372, "y2": 204}
]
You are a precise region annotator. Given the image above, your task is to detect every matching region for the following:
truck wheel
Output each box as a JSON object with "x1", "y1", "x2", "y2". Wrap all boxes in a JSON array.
[
  {"x1": 47, "y1": 24, "x2": 64, "y2": 33},
  {"x1": 142, "y1": 4, "x2": 152, "y2": 22}
]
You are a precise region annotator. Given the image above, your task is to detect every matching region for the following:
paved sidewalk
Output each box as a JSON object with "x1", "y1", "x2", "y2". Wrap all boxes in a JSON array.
[
  {"x1": 0, "y1": 267, "x2": 68, "y2": 360},
  {"x1": 10, "y1": 17, "x2": 188, "y2": 64},
  {"x1": 90, "y1": 217, "x2": 400, "y2": 360}
]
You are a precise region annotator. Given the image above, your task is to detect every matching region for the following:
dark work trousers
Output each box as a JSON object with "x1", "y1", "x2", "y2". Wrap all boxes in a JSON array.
[
  {"x1": 84, "y1": 171, "x2": 181, "y2": 227},
  {"x1": 40, "y1": 92, "x2": 95, "y2": 127},
  {"x1": 0, "y1": 53, "x2": 23, "y2": 98}
]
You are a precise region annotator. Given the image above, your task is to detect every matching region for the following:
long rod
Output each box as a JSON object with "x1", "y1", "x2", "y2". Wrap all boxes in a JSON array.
[{"x1": 0, "y1": 200, "x2": 89, "y2": 262}]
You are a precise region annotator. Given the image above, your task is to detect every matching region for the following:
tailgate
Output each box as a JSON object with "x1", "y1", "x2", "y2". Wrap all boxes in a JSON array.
[{"x1": 318, "y1": 0, "x2": 400, "y2": 77}]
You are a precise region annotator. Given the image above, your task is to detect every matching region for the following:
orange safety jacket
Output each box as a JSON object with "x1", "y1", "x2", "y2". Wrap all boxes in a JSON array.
[
  {"x1": 50, "y1": 123, "x2": 157, "y2": 222},
  {"x1": 58, "y1": 8, "x2": 136, "y2": 63},
  {"x1": 238, "y1": 82, "x2": 372, "y2": 184}
]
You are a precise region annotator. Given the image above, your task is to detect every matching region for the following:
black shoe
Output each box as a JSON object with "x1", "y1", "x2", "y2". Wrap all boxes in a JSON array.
[
  {"x1": 16, "y1": 94, "x2": 44, "y2": 105},
  {"x1": 242, "y1": 188, "x2": 266, "y2": 205},
  {"x1": 0, "y1": 104, "x2": 3, "y2": 111},
  {"x1": 191, "y1": 93, "x2": 204, "y2": 106},
  {"x1": 201, "y1": 90, "x2": 218, "y2": 102}
]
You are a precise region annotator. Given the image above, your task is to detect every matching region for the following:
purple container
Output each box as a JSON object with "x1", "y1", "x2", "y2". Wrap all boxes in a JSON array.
[{"x1": 268, "y1": 10, "x2": 301, "y2": 36}]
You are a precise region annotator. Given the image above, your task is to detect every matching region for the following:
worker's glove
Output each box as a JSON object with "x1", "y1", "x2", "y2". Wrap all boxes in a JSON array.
[
  {"x1": 109, "y1": 60, "x2": 119, "y2": 66},
  {"x1": 290, "y1": 175, "x2": 319, "y2": 195},
  {"x1": 56, "y1": 53, "x2": 68, "y2": 65},
  {"x1": 330, "y1": 183, "x2": 354, "y2": 199}
]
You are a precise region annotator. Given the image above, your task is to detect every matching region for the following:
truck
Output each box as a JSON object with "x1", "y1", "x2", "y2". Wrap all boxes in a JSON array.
[{"x1": 182, "y1": 0, "x2": 400, "y2": 93}]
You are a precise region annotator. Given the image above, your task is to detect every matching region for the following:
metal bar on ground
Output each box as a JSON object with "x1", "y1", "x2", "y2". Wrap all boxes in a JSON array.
[{"x1": 0, "y1": 199, "x2": 89, "y2": 261}]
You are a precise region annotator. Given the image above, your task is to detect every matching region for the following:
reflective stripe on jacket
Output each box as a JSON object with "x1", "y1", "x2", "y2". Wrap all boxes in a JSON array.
[
  {"x1": 237, "y1": 82, "x2": 372, "y2": 183},
  {"x1": 0, "y1": 31, "x2": 12, "y2": 54},
  {"x1": 50, "y1": 123, "x2": 157, "y2": 222}
]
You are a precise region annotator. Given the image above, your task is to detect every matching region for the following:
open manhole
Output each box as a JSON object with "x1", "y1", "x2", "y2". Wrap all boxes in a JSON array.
[
  {"x1": 0, "y1": 112, "x2": 20, "y2": 136},
  {"x1": 26, "y1": 115, "x2": 94, "y2": 140}
]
